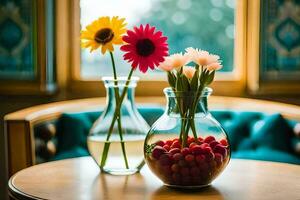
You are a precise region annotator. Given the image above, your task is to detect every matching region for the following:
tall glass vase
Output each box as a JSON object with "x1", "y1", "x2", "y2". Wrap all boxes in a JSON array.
[
  {"x1": 144, "y1": 87, "x2": 230, "y2": 188},
  {"x1": 88, "y1": 77, "x2": 150, "y2": 175}
]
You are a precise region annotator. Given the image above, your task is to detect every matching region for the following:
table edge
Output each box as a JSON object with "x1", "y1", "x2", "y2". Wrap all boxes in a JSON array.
[
  {"x1": 8, "y1": 157, "x2": 300, "y2": 200},
  {"x1": 8, "y1": 174, "x2": 43, "y2": 200}
]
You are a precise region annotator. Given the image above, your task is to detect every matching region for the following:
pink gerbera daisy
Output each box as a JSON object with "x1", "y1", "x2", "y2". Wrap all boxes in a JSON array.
[{"x1": 121, "y1": 24, "x2": 169, "y2": 73}]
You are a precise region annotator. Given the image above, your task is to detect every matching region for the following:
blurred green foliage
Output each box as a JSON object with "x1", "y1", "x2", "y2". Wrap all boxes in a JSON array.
[
  {"x1": 140, "y1": 0, "x2": 235, "y2": 71},
  {"x1": 80, "y1": 0, "x2": 235, "y2": 77}
]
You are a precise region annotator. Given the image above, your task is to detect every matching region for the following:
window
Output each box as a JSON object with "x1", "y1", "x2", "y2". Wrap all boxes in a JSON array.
[
  {"x1": 79, "y1": 0, "x2": 236, "y2": 79},
  {"x1": 56, "y1": 0, "x2": 246, "y2": 96}
]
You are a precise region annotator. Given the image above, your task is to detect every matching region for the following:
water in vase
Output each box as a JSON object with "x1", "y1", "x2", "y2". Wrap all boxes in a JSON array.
[{"x1": 87, "y1": 134, "x2": 145, "y2": 174}]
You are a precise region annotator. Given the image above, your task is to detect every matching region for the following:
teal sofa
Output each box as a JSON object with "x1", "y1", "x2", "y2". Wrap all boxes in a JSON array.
[{"x1": 52, "y1": 106, "x2": 300, "y2": 164}]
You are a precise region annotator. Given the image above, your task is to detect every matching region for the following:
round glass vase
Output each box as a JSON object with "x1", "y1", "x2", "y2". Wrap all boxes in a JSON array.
[
  {"x1": 88, "y1": 77, "x2": 150, "y2": 175},
  {"x1": 144, "y1": 87, "x2": 230, "y2": 188}
]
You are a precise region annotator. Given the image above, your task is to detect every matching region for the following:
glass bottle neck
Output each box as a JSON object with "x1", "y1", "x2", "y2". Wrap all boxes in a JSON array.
[
  {"x1": 105, "y1": 86, "x2": 135, "y2": 106},
  {"x1": 102, "y1": 76, "x2": 139, "y2": 107},
  {"x1": 166, "y1": 96, "x2": 209, "y2": 117},
  {"x1": 164, "y1": 87, "x2": 212, "y2": 118}
]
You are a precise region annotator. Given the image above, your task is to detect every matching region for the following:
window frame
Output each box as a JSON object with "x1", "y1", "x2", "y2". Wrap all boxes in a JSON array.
[
  {"x1": 56, "y1": 0, "x2": 247, "y2": 97},
  {"x1": 247, "y1": 0, "x2": 300, "y2": 95}
]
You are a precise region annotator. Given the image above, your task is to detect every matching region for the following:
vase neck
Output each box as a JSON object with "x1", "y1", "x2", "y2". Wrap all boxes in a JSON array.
[
  {"x1": 103, "y1": 77, "x2": 139, "y2": 106},
  {"x1": 164, "y1": 87, "x2": 212, "y2": 117}
]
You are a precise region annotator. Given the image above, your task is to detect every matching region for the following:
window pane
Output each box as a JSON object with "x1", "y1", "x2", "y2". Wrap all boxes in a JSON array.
[{"x1": 80, "y1": 0, "x2": 235, "y2": 79}]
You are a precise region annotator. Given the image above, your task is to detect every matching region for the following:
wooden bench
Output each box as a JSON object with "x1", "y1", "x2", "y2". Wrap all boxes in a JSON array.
[{"x1": 4, "y1": 96, "x2": 300, "y2": 177}]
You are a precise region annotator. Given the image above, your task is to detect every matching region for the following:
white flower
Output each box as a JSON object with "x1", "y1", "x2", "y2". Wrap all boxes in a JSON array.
[
  {"x1": 159, "y1": 53, "x2": 190, "y2": 72},
  {"x1": 182, "y1": 66, "x2": 196, "y2": 79},
  {"x1": 185, "y1": 47, "x2": 220, "y2": 67},
  {"x1": 158, "y1": 57, "x2": 174, "y2": 71},
  {"x1": 206, "y1": 62, "x2": 223, "y2": 71}
]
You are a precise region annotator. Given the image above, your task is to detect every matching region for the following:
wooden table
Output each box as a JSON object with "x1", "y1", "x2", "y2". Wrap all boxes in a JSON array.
[{"x1": 8, "y1": 157, "x2": 300, "y2": 200}]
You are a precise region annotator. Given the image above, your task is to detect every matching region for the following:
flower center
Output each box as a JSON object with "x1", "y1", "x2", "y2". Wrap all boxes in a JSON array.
[
  {"x1": 136, "y1": 39, "x2": 155, "y2": 57},
  {"x1": 94, "y1": 28, "x2": 114, "y2": 44}
]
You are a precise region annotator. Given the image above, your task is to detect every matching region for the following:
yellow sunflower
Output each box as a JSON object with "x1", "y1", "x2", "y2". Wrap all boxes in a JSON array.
[{"x1": 81, "y1": 16, "x2": 127, "y2": 54}]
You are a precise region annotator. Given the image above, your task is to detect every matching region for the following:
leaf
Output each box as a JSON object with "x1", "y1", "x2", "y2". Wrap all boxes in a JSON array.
[
  {"x1": 190, "y1": 68, "x2": 199, "y2": 91},
  {"x1": 200, "y1": 69, "x2": 208, "y2": 84},
  {"x1": 179, "y1": 66, "x2": 183, "y2": 74},
  {"x1": 176, "y1": 75, "x2": 183, "y2": 92},
  {"x1": 167, "y1": 72, "x2": 176, "y2": 88},
  {"x1": 181, "y1": 74, "x2": 190, "y2": 91},
  {"x1": 205, "y1": 70, "x2": 215, "y2": 85}
]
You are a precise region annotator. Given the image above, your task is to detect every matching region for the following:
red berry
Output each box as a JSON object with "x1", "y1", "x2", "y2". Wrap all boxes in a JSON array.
[
  {"x1": 187, "y1": 137, "x2": 195, "y2": 144},
  {"x1": 172, "y1": 173, "x2": 181, "y2": 183},
  {"x1": 195, "y1": 155, "x2": 206, "y2": 164},
  {"x1": 169, "y1": 148, "x2": 180, "y2": 155},
  {"x1": 198, "y1": 136, "x2": 203, "y2": 141},
  {"x1": 173, "y1": 138, "x2": 179, "y2": 142},
  {"x1": 152, "y1": 146, "x2": 167, "y2": 160},
  {"x1": 173, "y1": 153, "x2": 183, "y2": 161},
  {"x1": 209, "y1": 141, "x2": 219, "y2": 149},
  {"x1": 181, "y1": 147, "x2": 190, "y2": 156},
  {"x1": 159, "y1": 154, "x2": 172, "y2": 166},
  {"x1": 214, "y1": 144, "x2": 227, "y2": 157},
  {"x1": 180, "y1": 167, "x2": 189, "y2": 176},
  {"x1": 163, "y1": 145, "x2": 170, "y2": 152},
  {"x1": 166, "y1": 140, "x2": 173, "y2": 146},
  {"x1": 209, "y1": 160, "x2": 217, "y2": 169},
  {"x1": 185, "y1": 154, "x2": 195, "y2": 162},
  {"x1": 189, "y1": 142, "x2": 198, "y2": 148},
  {"x1": 178, "y1": 160, "x2": 187, "y2": 167},
  {"x1": 188, "y1": 161, "x2": 197, "y2": 167},
  {"x1": 190, "y1": 167, "x2": 200, "y2": 176},
  {"x1": 161, "y1": 165, "x2": 172, "y2": 175},
  {"x1": 171, "y1": 141, "x2": 181, "y2": 149},
  {"x1": 190, "y1": 145, "x2": 202, "y2": 155},
  {"x1": 205, "y1": 151, "x2": 215, "y2": 161},
  {"x1": 171, "y1": 164, "x2": 180, "y2": 173},
  {"x1": 214, "y1": 153, "x2": 223, "y2": 166},
  {"x1": 197, "y1": 141, "x2": 204, "y2": 145},
  {"x1": 204, "y1": 136, "x2": 216, "y2": 144},
  {"x1": 155, "y1": 140, "x2": 165, "y2": 147},
  {"x1": 220, "y1": 139, "x2": 228, "y2": 146},
  {"x1": 200, "y1": 143, "x2": 209, "y2": 149},
  {"x1": 203, "y1": 146, "x2": 213, "y2": 154},
  {"x1": 199, "y1": 162, "x2": 209, "y2": 171}
]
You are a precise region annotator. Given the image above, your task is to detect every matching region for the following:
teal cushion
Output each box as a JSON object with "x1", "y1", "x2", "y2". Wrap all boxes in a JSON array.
[
  {"x1": 56, "y1": 113, "x2": 94, "y2": 153},
  {"x1": 52, "y1": 147, "x2": 89, "y2": 161},
  {"x1": 54, "y1": 106, "x2": 163, "y2": 160},
  {"x1": 52, "y1": 108, "x2": 299, "y2": 164},
  {"x1": 232, "y1": 147, "x2": 300, "y2": 164},
  {"x1": 237, "y1": 138, "x2": 256, "y2": 150},
  {"x1": 250, "y1": 114, "x2": 293, "y2": 152},
  {"x1": 211, "y1": 111, "x2": 263, "y2": 151},
  {"x1": 291, "y1": 137, "x2": 300, "y2": 155},
  {"x1": 139, "y1": 106, "x2": 164, "y2": 125}
]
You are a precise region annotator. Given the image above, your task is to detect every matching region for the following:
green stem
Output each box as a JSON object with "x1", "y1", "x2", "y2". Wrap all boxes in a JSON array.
[
  {"x1": 179, "y1": 118, "x2": 185, "y2": 144},
  {"x1": 109, "y1": 52, "x2": 121, "y2": 105},
  {"x1": 184, "y1": 118, "x2": 190, "y2": 137},
  {"x1": 181, "y1": 113, "x2": 190, "y2": 148},
  {"x1": 186, "y1": 85, "x2": 205, "y2": 145},
  {"x1": 109, "y1": 52, "x2": 129, "y2": 169},
  {"x1": 110, "y1": 52, "x2": 118, "y2": 86},
  {"x1": 190, "y1": 117, "x2": 198, "y2": 141},
  {"x1": 100, "y1": 67, "x2": 134, "y2": 169},
  {"x1": 117, "y1": 115, "x2": 129, "y2": 169}
]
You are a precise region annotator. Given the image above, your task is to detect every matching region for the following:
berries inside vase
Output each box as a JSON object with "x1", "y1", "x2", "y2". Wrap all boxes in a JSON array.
[{"x1": 144, "y1": 87, "x2": 230, "y2": 188}]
